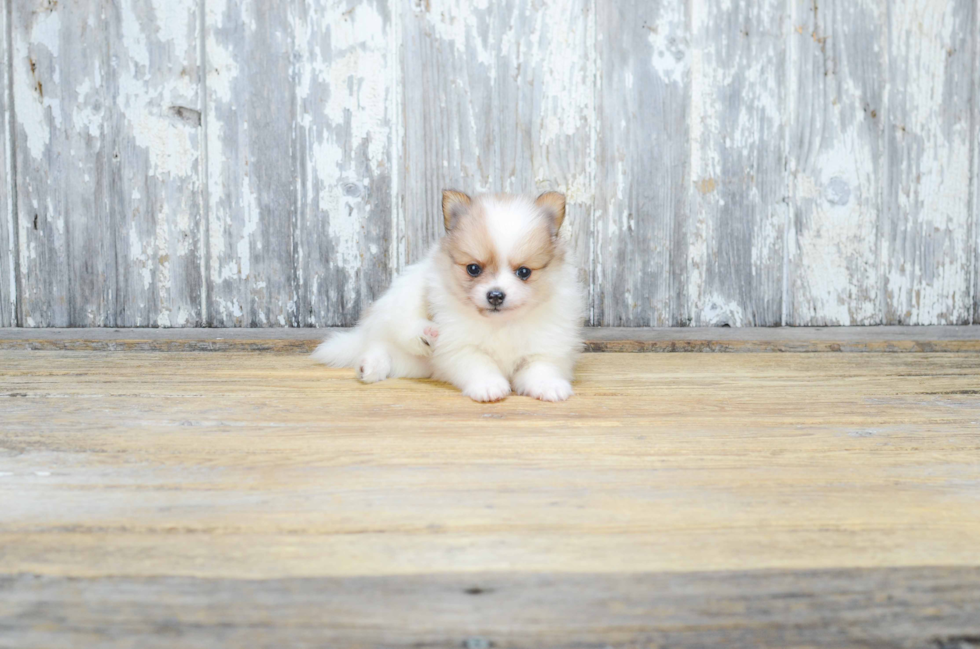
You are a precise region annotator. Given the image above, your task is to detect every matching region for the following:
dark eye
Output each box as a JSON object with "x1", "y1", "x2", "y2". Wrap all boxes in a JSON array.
[
  {"x1": 466, "y1": 264, "x2": 482, "y2": 277},
  {"x1": 516, "y1": 266, "x2": 532, "y2": 281}
]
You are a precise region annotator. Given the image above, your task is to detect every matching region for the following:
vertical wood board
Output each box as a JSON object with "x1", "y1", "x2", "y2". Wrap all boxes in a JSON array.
[
  {"x1": 293, "y1": 0, "x2": 393, "y2": 327},
  {"x1": 786, "y1": 0, "x2": 886, "y2": 326},
  {"x1": 106, "y1": 0, "x2": 204, "y2": 327},
  {"x1": 595, "y1": 0, "x2": 690, "y2": 326},
  {"x1": 204, "y1": 0, "x2": 297, "y2": 326},
  {"x1": 685, "y1": 0, "x2": 787, "y2": 326},
  {"x1": 1, "y1": 0, "x2": 15, "y2": 327},
  {"x1": 11, "y1": 0, "x2": 112, "y2": 326},
  {"x1": 882, "y1": 0, "x2": 975, "y2": 325}
]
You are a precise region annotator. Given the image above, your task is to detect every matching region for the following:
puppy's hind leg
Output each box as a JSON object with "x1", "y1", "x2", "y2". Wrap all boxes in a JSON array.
[{"x1": 356, "y1": 344, "x2": 392, "y2": 383}]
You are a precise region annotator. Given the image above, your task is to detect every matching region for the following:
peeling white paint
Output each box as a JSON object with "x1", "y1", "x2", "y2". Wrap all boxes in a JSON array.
[
  {"x1": 1, "y1": 7, "x2": 15, "y2": 323},
  {"x1": 236, "y1": 174, "x2": 259, "y2": 280},
  {"x1": 129, "y1": 223, "x2": 152, "y2": 290},
  {"x1": 116, "y1": 0, "x2": 198, "y2": 180},
  {"x1": 882, "y1": 0, "x2": 973, "y2": 324},
  {"x1": 646, "y1": 2, "x2": 688, "y2": 85},
  {"x1": 424, "y1": 0, "x2": 493, "y2": 72},
  {"x1": 13, "y1": 9, "x2": 64, "y2": 159}
]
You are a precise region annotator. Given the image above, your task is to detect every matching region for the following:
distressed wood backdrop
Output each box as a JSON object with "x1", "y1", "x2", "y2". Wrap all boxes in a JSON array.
[{"x1": 1, "y1": 0, "x2": 977, "y2": 327}]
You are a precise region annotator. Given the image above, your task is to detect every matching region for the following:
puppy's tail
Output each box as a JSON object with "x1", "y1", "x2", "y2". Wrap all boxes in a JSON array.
[{"x1": 311, "y1": 328, "x2": 364, "y2": 368}]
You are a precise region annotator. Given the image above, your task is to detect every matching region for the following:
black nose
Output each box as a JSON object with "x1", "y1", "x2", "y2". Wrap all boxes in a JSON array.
[{"x1": 487, "y1": 290, "x2": 505, "y2": 307}]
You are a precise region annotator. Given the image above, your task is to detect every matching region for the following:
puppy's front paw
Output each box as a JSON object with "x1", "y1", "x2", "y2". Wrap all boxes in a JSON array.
[
  {"x1": 356, "y1": 352, "x2": 391, "y2": 383},
  {"x1": 463, "y1": 375, "x2": 511, "y2": 402},
  {"x1": 519, "y1": 377, "x2": 573, "y2": 402}
]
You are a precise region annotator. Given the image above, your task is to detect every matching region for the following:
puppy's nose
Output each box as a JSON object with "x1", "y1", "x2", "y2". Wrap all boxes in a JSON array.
[{"x1": 487, "y1": 290, "x2": 505, "y2": 307}]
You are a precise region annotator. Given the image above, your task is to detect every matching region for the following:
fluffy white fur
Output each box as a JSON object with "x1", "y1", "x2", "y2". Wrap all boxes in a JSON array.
[{"x1": 312, "y1": 192, "x2": 585, "y2": 402}]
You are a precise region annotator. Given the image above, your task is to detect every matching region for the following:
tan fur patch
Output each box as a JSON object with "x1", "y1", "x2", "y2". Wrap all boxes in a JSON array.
[
  {"x1": 442, "y1": 190, "x2": 472, "y2": 231},
  {"x1": 442, "y1": 201, "x2": 499, "y2": 297},
  {"x1": 509, "y1": 220, "x2": 557, "y2": 272},
  {"x1": 535, "y1": 191, "x2": 566, "y2": 233}
]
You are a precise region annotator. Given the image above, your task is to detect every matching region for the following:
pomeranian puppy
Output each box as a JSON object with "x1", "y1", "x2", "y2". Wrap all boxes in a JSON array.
[{"x1": 312, "y1": 190, "x2": 585, "y2": 402}]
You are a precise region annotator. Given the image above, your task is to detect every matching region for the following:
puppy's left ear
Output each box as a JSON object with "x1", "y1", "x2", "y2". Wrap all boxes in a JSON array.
[
  {"x1": 535, "y1": 191, "x2": 566, "y2": 235},
  {"x1": 443, "y1": 190, "x2": 472, "y2": 231}
]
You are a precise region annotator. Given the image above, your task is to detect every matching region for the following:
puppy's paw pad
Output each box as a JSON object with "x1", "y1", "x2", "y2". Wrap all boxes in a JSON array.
[
  {"x1": 413, "y1": 336, "x2": 434, "y2": 356},
  {"x1": 409, "y1": 322, "x2": 439, "y2": 356},
  {"x1": 356, "y1": 355, "x2": 391, "y2": 383},
  {"x1": 520, "y1": 378, "x2": 573, "y2": 402},
  {"x1": 463, "y1": 377, "x2": 512, "y2": 402}
]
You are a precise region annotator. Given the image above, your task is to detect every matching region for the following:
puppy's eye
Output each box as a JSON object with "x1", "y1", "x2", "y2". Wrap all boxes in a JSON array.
[
  {"x1": 466, "y1": 264, "x2": 482, "y2": 277},
  {"x1": 516, "y1": 266, "x2": 532, "y2": 281}
]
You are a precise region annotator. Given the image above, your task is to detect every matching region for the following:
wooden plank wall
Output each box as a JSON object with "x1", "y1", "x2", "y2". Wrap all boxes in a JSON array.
[
  {"x1": 0, "y1": 0, "x2": 14, "y2": 326},
  {"x1": 0, "y1": 0, "x2": 978, "y2": 327}
]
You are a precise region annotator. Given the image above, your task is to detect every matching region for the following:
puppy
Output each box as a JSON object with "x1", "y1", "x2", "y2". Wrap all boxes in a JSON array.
[{"x1": 312, "y1": 190, "x2": 585, "y2": 402}]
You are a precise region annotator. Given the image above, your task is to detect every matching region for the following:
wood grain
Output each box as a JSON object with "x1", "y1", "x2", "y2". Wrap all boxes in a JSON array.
[
  {"x1": 106, "y1": 0, "x2": 204, "y2": 327},
  {"x1": 293, "y1": 0, "x2": 393, "y2": 327},
  {"x1": 2, "y1": 351, "x2": 979, "y2": 578},
  {"x1": 882, "y1": 0, "x2": 975, "y2": 325},
  {"x1": 786, "y1": 0, "x2": 885, "y2": 325},
  {"x1": 973, "y1": 0, "x2": 980, "y2": 326},
  {"x1": 204, "y1": 0, "x2": 297, "y2": 327},
  {"x1": 1, "y1": 349, "x2": 979, "y2": 645},
  {"x1": 2, "y1": 568, "x2": 978, "y2": 648},
  {"x1": 686, "y1": 0, "x2": 786, "y2": 326},
  {"x1": 594, "y1": 0, "x2": 689, "y2": 326},
  {"x1": 11, "y1": 0, "x2": 113, "y2": 326},
  {"x1": 205, "y1": 0, "x2": 394, "y2": 327},
  {"x1": 0, "y1": 0, "x2": 14, "y2": 327}
]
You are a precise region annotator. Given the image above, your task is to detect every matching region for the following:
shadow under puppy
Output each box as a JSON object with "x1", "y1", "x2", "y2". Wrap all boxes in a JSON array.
[{"x1": 313, "y1": 191, "x2": 585, "y2": 402}]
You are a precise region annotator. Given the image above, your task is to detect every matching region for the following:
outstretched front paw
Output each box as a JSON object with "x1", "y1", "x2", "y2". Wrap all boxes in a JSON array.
[
  {"x1": 518, "y1": 377, "x2": 573, "y2": 402},
  {"x1": 463, "y1": 375, "x2": 511, "y2": 402}
]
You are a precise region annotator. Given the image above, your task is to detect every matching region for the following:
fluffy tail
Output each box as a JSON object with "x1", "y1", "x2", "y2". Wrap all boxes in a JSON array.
[{"x1": 311, "y1": 329, "x2": 365, "y2": 368}]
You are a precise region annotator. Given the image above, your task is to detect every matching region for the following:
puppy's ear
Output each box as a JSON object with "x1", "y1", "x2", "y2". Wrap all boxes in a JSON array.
[
  {"x1": 535, "y1": 191, "x2": 566, "y2": 234},
  {"x1": 443, "y1": 190, "x2": 472, "y2": 231}
]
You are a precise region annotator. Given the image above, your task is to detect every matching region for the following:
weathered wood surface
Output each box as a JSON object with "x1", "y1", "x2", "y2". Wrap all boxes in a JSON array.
[
  {"x1": 11, "y1": 0, "x2": 112, "y2": 327},
  {"x1": 9, "y1": 0, "x2": 204, "y2": 327},
  {"x1": 686, "y1": 0, "x2": 786, "y2": 327},
  {"x1": 204, "y1": 0, "x2": 298, "y2": 327},
  {"x1": 594, "y1": 0, "x2": 688, "y2": 327},
  {"x1": 205, "y1": 0, "x2": 393, "y2": 328},
  {"x1": 1, "y1": 350, "x2": 979, "y2": 646},
  {"x1": 107, "y1": 0, "x2": 204, "y2": 327},
  {"x1": 786, "y1": 0, "x2": 885, "y2": 326},
  {"x1": 293, "y1": 0, "x2": 393, "y2": 327},
  {"x1": 3, "y1": 569, "x2": 979, "y2": 649},
  {"x1": 882, "y1": 0, "x2": 975, "y2": 325},
  {"x1": 5, "y1": 325, "x2": 980, "y2": 353},
  {"x1": 0, "y1": 0, "x2": 14, "y2": 327},
  {"x1": 975, "y1": 5, "x2": 980, "y2": 327},
  {"x1": 2, "y1": 0, "x2": 980, "y2": 327}
]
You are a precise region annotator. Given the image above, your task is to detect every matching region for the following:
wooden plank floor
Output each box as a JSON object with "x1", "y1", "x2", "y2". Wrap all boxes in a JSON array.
[{"x1": 1, "y1": 349, "x2": 979, "y2": 647}]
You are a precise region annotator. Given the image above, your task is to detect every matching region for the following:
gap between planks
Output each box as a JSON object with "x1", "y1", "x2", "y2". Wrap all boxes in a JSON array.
[{"x1": 1, "y1": 326, "x2": 980, "y2": 353}]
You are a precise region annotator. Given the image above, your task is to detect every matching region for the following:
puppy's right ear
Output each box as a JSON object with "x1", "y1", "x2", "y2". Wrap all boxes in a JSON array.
[{"x1": 443, "y1": 190, "x2": 472, "y2": 231}]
